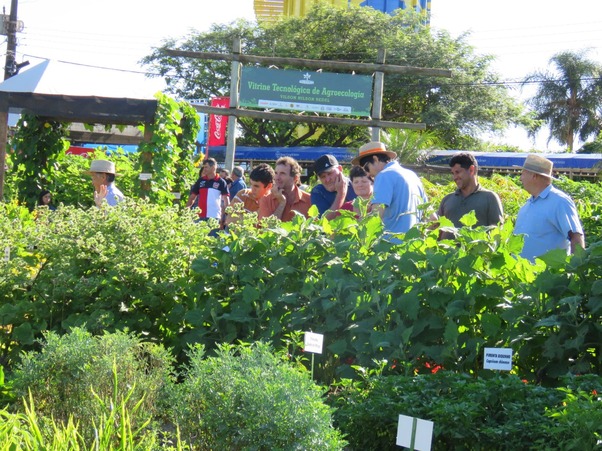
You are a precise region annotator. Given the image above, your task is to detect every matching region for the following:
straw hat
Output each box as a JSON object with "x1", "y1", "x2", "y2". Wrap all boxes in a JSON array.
[
  {"x1": 515, "y1": 154, "x2": 556, "y2": 179},
  {"x1": 351, "y1": 141, "x2": 397, "y2": 166},
  {"x1": 84, "y1": 159, "x2": 119, "y2": 175}
]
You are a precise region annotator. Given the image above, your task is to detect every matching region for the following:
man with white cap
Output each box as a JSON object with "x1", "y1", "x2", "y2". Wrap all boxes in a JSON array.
[
  {"x1": 352, "y1": 141, "x2": 427, "y2": 241},
  {"x1": 310, "y1": 154, "x2": 356, "y2": 219},
  {"x1": 514, "y1": 154, "x2": 584, "y2": 261},
  {"x1": 86, "y1": 159, "x2": 125, "y2": 207}
]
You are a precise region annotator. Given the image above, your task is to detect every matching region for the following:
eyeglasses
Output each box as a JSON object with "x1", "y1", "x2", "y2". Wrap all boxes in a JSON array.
[{"x1": 362, "y1": 161, "x2": 372, "y2": 172}]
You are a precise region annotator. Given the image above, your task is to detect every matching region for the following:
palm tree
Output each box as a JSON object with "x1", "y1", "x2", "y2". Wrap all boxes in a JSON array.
[
  {"x1": 382, "y1": 128, "x2": 442, "y2": 164},
  {"x1": 523, "y1": 50, "x2": 602, "y2": 152}
]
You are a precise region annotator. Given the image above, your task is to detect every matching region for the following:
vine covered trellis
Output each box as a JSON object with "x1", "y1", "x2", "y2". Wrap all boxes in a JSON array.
[{"x1": 8, "y1": 93, "x2": 200, "y2": 209}]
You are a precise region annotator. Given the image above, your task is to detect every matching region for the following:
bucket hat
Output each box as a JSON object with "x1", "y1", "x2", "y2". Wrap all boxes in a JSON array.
[
  {"x1": 84, "y1": 159, "x2": 119, "y2": 175},
  {"x1": 515, "y1": 154, "x2": 556, "y2": 179}
]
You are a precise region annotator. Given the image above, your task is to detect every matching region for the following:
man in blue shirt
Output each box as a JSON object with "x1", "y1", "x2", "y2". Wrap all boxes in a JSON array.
[
  {"x1": 229, "y1": 166, "x2": 247, "y2": 200},
  {"x1": 352, "y1": 142, "x2": 427, "y2": 242},
  {"x1": 514, "y1": 154, "x2": 584, "y2": 262},
  {"x1": 310, "y1": 154, "x2": 356, "y2": 219}
]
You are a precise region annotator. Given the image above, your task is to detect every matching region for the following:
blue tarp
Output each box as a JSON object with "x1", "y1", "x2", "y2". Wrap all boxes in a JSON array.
[
  {"x1": 208, "y1": 146, "x2": 356, "y2": 163},
  {"x1": 427, "y1": 151, "x2": 602, "y2": 170}
]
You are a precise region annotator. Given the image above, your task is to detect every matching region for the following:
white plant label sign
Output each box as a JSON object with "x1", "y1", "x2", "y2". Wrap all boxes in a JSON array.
[
  {"x1": 304, "y1": 331, "x2": 323, "y2": 354},
  {"x1": 483, "y1": 347, "x2": 513, "y2": 371},
  {"x1": 396, "y1": 414, "x2": 433, "y2": 450}
]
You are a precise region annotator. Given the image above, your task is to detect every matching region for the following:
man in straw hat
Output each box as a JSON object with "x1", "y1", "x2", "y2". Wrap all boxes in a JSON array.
[
  {"x1": 514, "y1": 154, "x2": 584, "y2": 262},
  {"x1": 86, "y1": 159, "x2": 124, "y2": 207},
  {"x1": 352, "y1": 141, "x2": 427, "y2": 242}
]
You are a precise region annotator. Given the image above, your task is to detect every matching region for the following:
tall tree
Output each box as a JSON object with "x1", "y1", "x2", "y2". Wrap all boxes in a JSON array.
[
  {"x1": 523, "y1": 50, "x2": 602, "y2": 152},
  {"x1": 142, "y1": 5, "x2": 524, "y2": 149}
]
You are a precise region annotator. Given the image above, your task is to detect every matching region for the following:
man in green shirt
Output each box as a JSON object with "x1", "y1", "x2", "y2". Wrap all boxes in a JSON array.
[{"x1": 434, "y1": 152, "x2": 504, "y2": 240}]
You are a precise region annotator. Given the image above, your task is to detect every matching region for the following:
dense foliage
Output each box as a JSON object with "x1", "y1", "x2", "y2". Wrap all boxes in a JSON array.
[
  {"x1": 3, "y1": 330, "x2": 342, "y2": 449},
  {"x1": 330, "y1": 371, "x2": 602, "y2": 450},
  {"x1": 9, "y1": 114, "x2": 70, "y2": 210},
  {"x1": 2, "y1": 177, "x2": 600, "y2": 386},
  {"x1": 1, "y1": 169, "x2": 601, "y2": 447},
  {"x1": 143, "y1": 5, "x2": 526, "y2": 148},
  {"x1": 170, "y1": 341, "x2": 346, "y2": 449},
  {"x1": 137, "y1": 92, "x2": 200, "y2": 206},
  {"x1": 12, "y1": 328, "x2": 174, "y2": 445},
  {"x1": 3, "y1": 93, "x2": 200, "y2": 209},
  {"x1": 0, "y1": 201, "x2": 208, "y2": 366}
]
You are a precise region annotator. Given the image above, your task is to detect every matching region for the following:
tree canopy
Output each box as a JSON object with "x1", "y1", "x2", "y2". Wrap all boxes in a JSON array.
[
  {"x1": 142, "y1": 5, "x2": 525, "y2": 149},
  {"x1": 524, "y1": 50, "x2": 602, "y2": 152}
]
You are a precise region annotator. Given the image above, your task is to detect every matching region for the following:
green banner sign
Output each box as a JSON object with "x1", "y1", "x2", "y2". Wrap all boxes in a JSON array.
[{"x1": 239, "y1": 67, "x2": 373, "y2": 117}]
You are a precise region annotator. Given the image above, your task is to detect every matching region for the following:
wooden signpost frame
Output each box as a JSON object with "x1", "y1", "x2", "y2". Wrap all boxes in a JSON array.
[{"x1": 167, "y1": 38, "x2": 452, "y2": 170}]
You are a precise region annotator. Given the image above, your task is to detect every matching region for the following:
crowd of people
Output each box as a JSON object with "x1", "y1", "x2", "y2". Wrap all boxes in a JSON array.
[{"x1": 41, "y1": 142, "x2": 583, "y2": 264}]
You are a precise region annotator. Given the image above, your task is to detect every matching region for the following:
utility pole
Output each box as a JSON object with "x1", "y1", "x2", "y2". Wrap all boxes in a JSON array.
[{"x1": 4, "y1": 0, "x2": 19, "y2": 80}]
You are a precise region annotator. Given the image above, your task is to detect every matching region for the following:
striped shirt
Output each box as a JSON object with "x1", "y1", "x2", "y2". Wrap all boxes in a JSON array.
[{"x1": 190, "y1": 176, "x2": 229, "y2": 219}]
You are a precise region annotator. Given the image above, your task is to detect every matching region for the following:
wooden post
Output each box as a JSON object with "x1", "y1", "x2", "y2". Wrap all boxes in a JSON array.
[
  {"x1": 0, "y1": 97, "x2": 8, "y2": 201},
  {"x1": 139, "y1": 122, "x2": 154, "y2": 197},
  {"x1": 371, "y1": 49, "x2": 386, "y2": 142},
  {"x1": 224, "y1": 37, "x2": 241, "y2": 172}
]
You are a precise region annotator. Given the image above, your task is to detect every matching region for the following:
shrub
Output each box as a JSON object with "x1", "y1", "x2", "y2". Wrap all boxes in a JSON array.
[
  {"x1": 11, "y1": 328, "x2": 175, "y2": 443},
  {"x1": 329, "y1": 371, "x2": 602, "y2": 450},
  {"x1": 0, "y1": 200, "x2": 209, "y2": 366},
  {"x1": 169, "y1": 341, "x2": 347, "y2": 450}
]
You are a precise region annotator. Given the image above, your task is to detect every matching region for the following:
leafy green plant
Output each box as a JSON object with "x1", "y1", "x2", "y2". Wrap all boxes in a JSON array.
[
  {"x1": 11, "y1": 328, "x2": 175, "y2": 443},
  {"x1": 505, "y1": 241, "x2": 602, "y2": 383},
  {"x1": 137, "y1": 93, "x2": 199, "y2": 206},
  {"x1": 382, "y1": 128, "x2": 442, "y2": 164},
  {"x1": 9, "y1": 113, "x2": 70, "y2": 209},
  {"x1": 329, "y1": 371, "x2": 602, "y2": 450},
  {"x1": 169, "y1": 341, "x2": 347, "y2": 450},
  {"x1": 543, "y1": 388, "x2": 602, "y2": 450},
  {"x1": 0, "y1": 388, "x2": 185, "y2": 450},
  {"x1": 0, "y1": 200, "x2": 209, "y2": 365}
]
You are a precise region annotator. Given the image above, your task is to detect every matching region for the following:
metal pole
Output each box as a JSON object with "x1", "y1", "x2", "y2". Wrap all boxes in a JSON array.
[
  {"x1": 4, "y1": 0, "x2": 19, "y2": 80},
  {"x1": 224, "y1": 37, "x2": 241, "y2": 172},
  {"x1": 370, "y1": 48, "x2": 386, "y2": 142}
]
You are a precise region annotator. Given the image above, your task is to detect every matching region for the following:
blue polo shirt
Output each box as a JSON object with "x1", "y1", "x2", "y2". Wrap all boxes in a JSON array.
[
  {"x1": 229, "y1": 178, "x2": 247, "y2": 200},
  {"x1": 371, "y1": 161, "x2": 427, "y2": 238},
  {"x1": 514, "y1": 184, "x2": 583, "y2": 261}
]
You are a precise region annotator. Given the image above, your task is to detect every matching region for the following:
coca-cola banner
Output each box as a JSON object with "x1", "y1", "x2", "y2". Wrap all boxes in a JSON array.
[{"x1": 207, "y1": 97, "x2": 230, "y2": 147}]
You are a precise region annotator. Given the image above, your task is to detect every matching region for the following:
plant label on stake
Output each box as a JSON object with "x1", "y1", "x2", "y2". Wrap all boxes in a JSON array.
[
  {"x1": 483, "y1": 347, "x2": 513, "y2": 371},
  {"x1": 396, "y1": 414, "x2": 433, "y2": 451},
  {"x1": 304, "y1": 331, "x2": 323, "y2": 380},
  {"x1": 304, "y1": 332, "x2": 323, "y2": 354},
  {"x1": 139, "y1": 173, "x2": 152, "y2": 180},
  {"x1": 4, "y1": 247, "x2": 9, "y2": 262}
]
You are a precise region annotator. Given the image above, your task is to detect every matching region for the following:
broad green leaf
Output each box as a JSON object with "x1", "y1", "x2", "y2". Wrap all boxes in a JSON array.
[
  {"x1": 481, "y1": 312, "x2": 502, "y2": 337},
  {"x1": 443, "y1": 320, "x2": 459, "y2": 344},
  {"x1": 459, "y1": 210, "x2": 477, "y2": 227},
  {"x1": 537, "y1": 248, "x2": 569, "y2": 267},
  {"x1": 242, "y1": 285, "x2": 260, "y2": 303},
  {"x1": 327, "y1": 339, "x2": 348, "y2": 356},
  {"x1": 12, "y1": 322, "x2": 34, "y2": 345}
]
